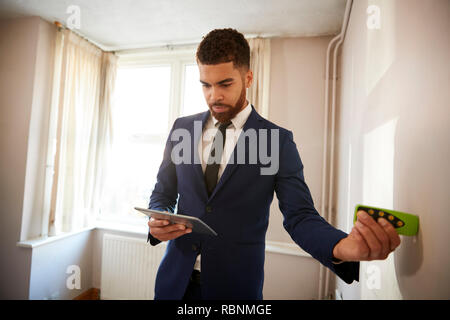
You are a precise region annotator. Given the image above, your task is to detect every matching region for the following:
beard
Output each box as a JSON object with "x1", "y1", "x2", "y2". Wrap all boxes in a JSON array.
[{"x1": 208, "y1": 86, "x2": 247, "y2": 123}]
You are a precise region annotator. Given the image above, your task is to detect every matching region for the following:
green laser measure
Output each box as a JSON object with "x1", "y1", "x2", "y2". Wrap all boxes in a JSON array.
[{"x1": 354, "y1": 204, "x2": 419, "y2": 236}]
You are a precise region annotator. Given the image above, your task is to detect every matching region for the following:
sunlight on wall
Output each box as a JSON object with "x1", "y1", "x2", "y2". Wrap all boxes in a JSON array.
[
  {"x1": 365, "y1": 0, "x2": 396, "y2": 96},
  {"x1": 362, "y1": 118, "x2": 397, "y2": 209},
  {"x1": 360, "y1": 117, "x2": 402, "y2": 299}
]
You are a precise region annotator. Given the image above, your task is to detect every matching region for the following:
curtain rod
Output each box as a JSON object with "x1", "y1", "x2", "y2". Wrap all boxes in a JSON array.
[{"x1": 53, "y1": 21, "x2": 115, "y2": 53}]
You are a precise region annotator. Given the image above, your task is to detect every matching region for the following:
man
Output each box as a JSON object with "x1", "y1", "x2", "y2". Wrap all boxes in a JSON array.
[{"x1": 147, "y1": 28, "x2": 401, "y2": 300}]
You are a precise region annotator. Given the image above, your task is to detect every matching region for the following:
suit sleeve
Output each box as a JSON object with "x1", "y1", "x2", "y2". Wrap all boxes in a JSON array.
[
  {"x1": 146, "y1": 119, "x2": 179, "y2": 246},
  {"x1": 274, "y1": 130, "x2": 359, "y2": 284}
]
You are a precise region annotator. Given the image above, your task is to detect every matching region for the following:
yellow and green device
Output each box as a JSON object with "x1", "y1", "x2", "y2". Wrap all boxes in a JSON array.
[{"x1": 354, "y1": 204, "x2": 419, "y2": 236}]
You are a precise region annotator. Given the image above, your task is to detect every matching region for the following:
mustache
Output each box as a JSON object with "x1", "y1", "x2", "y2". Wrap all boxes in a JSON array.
[{"x1": 209, "y1": 102, "x2": 231, "y2": 108}]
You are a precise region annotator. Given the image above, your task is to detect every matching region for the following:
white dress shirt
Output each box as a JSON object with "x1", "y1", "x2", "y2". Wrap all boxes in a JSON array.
[{"x1": 194, "y1": 101, "x2": 253, "y2": 271}]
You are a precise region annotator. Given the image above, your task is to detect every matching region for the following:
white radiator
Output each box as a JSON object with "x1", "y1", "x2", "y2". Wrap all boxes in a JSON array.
[{"x1": 100, "y1": 234, "x2": 167, "y2": 300}]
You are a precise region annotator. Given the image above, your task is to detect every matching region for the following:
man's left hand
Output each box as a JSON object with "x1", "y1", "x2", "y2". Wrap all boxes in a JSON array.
[{"x1": 332, "y1": 210, "x2": 401, "y2": 262}]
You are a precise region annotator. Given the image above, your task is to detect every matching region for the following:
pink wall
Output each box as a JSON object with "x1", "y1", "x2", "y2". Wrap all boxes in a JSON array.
[
  {"x1": 264, "y1": 36, "x2": 334, "y2": 299},
  {"x1": 268, "y1": 36, "x2": 332, "y2": 243},
  {"x1": 0, "y1": 15, "x2": 42, "y2": 300}
]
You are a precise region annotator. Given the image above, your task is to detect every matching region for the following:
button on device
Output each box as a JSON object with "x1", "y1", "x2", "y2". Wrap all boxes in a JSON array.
[
  {"x1": 356, "y1": 206, "x2": 406, "y2": 230},
  {"x1": 206, "y1": 206, "x2": 212, "y2": 213}
]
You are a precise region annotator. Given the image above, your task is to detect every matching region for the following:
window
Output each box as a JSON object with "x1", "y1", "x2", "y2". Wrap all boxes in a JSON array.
[
  {"x1": 99, "y1": 48, "x2": 207, "y2": 225},
  {"x1": 182, "y1": 64, "x2": 208, "y2": 116}
]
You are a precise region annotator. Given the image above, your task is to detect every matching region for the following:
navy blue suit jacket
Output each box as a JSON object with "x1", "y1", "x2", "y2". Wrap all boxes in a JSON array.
[{"x1": 147, "y1": 106, "x2": 359, "y2": 299}]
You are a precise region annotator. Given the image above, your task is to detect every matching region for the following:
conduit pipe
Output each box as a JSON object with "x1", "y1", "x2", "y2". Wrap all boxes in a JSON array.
[{"x1": 318, "y1": 0, "x2": 353, "y2": 300}]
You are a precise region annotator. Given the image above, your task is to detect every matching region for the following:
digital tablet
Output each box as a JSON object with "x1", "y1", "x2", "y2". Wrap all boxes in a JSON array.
[{"x1": 135, "y1": 207, "x2": 218, "y2": 236}]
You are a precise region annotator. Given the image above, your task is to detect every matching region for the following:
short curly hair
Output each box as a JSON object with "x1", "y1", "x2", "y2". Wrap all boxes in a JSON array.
[{"x1": 196, "y1": 28, "x2": 250, "y2": 70}]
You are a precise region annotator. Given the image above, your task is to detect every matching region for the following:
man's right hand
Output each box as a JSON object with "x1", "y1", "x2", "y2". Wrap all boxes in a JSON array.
[{"x1": 148, "y1": 217, "x2": 192, "y2": 241}]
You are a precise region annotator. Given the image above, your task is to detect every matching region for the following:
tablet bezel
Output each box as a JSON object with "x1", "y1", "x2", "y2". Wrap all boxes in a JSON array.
[{"x1": 135, "y1": 207, "x2": 218, "y2": 236}]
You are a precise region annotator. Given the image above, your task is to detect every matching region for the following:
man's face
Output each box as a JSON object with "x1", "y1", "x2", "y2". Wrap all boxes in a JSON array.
[{"x1": 198, "y1": 61, "x2": 253, "y2": 123}]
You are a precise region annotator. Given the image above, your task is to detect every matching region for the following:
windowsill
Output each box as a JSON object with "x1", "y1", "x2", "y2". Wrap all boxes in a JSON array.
[
  {"x1": 17, "y1": 221, "x2": 149, "y2": 249},
  {"x1": 17, "y1": 226, "x2": 96, "y2": 249},
  {"x1": 17, "y1": 223, "x2": 310, "y2": 259}
]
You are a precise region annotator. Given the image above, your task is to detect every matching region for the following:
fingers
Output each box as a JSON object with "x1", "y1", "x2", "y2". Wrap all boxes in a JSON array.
[
  {"x1": 148, "y1": 218, "x2": 192, "y2": 241},
  {"x1": 355, "y1": 210, "x2": 394, "y2": 260},
  {"x1": 348, "y1": 226, "x2": 370, "y2": 260},
  {"x1": 148, "y1": 217, "x2": 169, "y2": 227},
  {"x1": 350, "y1": 224, "x2": 365, "y2": 241},
  {"x1": 378, "y1": 217, "x2": 401, "y2": 250},
  {"x1": 153, "y1": 228, "x2": 192, "y2": 241},
  {"x1": 354, "y1": 220, "x2": 381, "y2": 260}
]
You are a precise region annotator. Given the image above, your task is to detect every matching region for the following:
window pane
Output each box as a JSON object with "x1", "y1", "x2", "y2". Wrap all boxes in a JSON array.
[
  {"x1": 100, "y1": 66, "x2": 171, "y2": 222},
  {"x1": 114, "y1": 66, "x2": 171, "y2": 135},
  {"x1": 182, "y1": 64, "x2": 208, "y2": 116}
]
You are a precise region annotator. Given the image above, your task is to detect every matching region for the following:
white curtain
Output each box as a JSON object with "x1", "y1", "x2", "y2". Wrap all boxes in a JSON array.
[
  {"x1": 247, "y1": 38, "x2": 271, "y2": 119},
  {"x1": 44, "y1": 28, "x2": 118, "y2": 236}
]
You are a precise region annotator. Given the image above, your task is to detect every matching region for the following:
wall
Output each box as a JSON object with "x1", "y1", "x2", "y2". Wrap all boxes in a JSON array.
[
  {"x1": 28, "y1": 230, "x2": 94, "y2": 300},
  {"x1": 335, "y1": 0, "x2": 450, "y2": 299},
  {"x1": 264, "y1": 36, "x2": 334, "y2": 299},
  {"x1": 0, "y1": 16, "x2": 43, "y2": 300}
]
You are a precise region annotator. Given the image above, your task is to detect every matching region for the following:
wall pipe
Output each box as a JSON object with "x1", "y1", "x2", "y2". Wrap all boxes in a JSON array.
[
  {"x1": 318, "y1": 0, "x2": 353, "y2": 300},
  {"x1": 318, "y1": 33, "x2": 340, "y2": 300}
]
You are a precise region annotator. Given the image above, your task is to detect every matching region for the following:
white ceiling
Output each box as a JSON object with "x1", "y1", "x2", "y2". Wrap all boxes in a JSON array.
[{"x1": 0, "y1": 0, "x2": 347, "y2": 51}]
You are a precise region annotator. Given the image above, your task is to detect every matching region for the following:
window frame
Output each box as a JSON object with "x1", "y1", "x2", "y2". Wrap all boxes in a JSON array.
[{"x1": 117, "y1": 46, "x2": 199, "y2": 130}]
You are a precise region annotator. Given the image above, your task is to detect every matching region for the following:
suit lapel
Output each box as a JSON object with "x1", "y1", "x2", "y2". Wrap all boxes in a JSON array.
[{"x1": 208, "y1": 106, "x2": 263, "y2": 201}]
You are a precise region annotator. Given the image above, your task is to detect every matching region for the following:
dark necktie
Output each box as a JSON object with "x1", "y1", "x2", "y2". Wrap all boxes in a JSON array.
[{"x1": 204, "y1": 121, "x2": 231, "y2": 197}]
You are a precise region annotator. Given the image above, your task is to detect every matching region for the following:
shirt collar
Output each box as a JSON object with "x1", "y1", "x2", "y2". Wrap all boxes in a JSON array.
[{"x1": 211, "y1": 101, "x2": 252, "y2": 130}]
